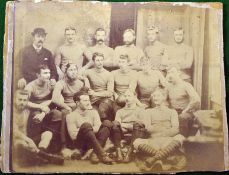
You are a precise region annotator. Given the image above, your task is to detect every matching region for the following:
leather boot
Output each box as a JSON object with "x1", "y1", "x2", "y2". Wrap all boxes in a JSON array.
[
  {"x1": 116, "y1": 147, "x2": 124, "y2": 162},
  {"x1": 37, "y1": 150, "x2": 64, "y2": 165},
  {"x1": 123, "y1": 146, "x2": 133, "y2": 163},
  {"x1": 90, "y1": 152, "x2": 100, "y2": 164}
]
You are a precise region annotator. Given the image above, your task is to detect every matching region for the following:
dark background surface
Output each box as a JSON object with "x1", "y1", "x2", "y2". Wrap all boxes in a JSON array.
[{"x1": 0, "y1": 0, "x2": 228, "y2": 174}]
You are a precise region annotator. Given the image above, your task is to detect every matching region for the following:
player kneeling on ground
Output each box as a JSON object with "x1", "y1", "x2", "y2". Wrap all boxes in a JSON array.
[{"x1": 133, "y1": 88, "x2": 186, "y2": 171}]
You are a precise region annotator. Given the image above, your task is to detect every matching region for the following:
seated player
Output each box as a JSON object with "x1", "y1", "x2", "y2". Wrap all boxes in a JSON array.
[
  {"x1": 51, "y1": 63, "x2": 90, "y2": 156},
  {"x1": 13, "y1": 90, "x2": 63, "y2": 166},
  {"x1": 111, "y1": 90, "x2": 147, "y2": 163},
  {"x1": 137, "y1": 58, "x2": 167, "y2": 108},
  {"x1": 65, "y1": 92, "x2": 114, "y2": 164},
  {"x1": 84, "y1": 52, "x2": 116, "y2": 121},
  {"x1": 166, "y1": 66, "x2": 200, "y2": 137},
  {"x1": 112, "y1": 54, "x2": 137, "y2": 108},
  {"x1": 133, "y1": 88, "x2": 185, "y2": 171},
  {"x1": 24, "y1": 65, "x2": 64, "y2": 156}
]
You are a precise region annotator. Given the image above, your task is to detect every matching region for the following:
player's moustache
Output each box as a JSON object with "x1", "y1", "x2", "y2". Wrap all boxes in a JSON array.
[
  {"x1": 98, "y1": 39, "x2": 104, "y2": 42},
  {"x1": 38, "y1": 40, "x2": 43, "y2": 44}
]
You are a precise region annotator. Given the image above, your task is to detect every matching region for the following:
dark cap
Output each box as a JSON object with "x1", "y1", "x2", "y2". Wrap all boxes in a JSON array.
[{"x1": 31, "y1": 28, "x2": 47, "y2": 36}]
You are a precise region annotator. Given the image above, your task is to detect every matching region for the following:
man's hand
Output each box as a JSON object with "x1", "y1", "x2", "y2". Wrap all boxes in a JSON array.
[
  {"x1": 88, "y1": 89, "x2": 96, "y2": 96},
  {"x1": 50, "y1": 79, "x2": 56, "y2": 86},
  {"x1": 137, "y1": 102, "x2": 147, "y2": 109},
  {"x1": 18, "y1": 78, "x2": 27, "y2": 89},
  {"x1": 181, "y1": 108, "x2": 189, "y2": 114},
  {"x1": 62, "y1": 106, "x2": 72, "y2": 115},
  {"x1": 33, "y1": 112, "x2": 46, "y2": 123},
  {"x1": 39, "y1": 105, "x2": 50, "y2": 114},
  {"x1": 25, "y1": 137, "x2": 37, "y2": 150}
]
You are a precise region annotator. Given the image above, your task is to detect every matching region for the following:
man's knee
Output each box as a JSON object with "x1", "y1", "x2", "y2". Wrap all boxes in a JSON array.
[
  {"x1": 80, "y1": 122, "x2": 93, "y2": 132},
  {"x1": 14, "y1": 140, "x2": 28, "y2": 148},
  {"x1": 112, "y1": 121, "x2": 121, "y2": 130},
  {"x1": 102, "y1": 120, "x2": 113, "y2": 129},
  {"x1": 179, "y1": 112, "x2": 193, "y2": 121},
  {"x1": 41, "y1": 131, "x2": 53, "y2": 141}
]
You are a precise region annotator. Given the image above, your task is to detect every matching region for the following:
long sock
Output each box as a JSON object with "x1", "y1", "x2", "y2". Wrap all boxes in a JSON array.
[
  {"x1": 155, "y1": 140, "x2": 181, "y2": 160},
  {"x1": 138, "y1": 144, "x2": 157, "y2": 156},
  {"x1": 96, "y1": 126, "x2": 111, "y2": 147},
  {"x1": 86, "y1": 130, "x2": 106, "y2": 157}
]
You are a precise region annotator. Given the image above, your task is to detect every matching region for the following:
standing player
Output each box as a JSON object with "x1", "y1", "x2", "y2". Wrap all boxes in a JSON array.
[
  {"x1": 84, "y1": 28, "x2": 115, "y2": 71},
  {"x1": 166, "y1": 27, "x2": 194, "y2": 83},
  {"x1": 55, "y1": 26, "x2": 90, "y2": 78},
  {"x1": 18, "y1": 28, "x2": 58, "y2": 89},
  {"x1": 114, "y1": 29, "x2": 145, "y2": 71},
  {"x1": 133, "y1": 88, "x2": 185, "y2": 171},
  {"x1": 84, "y1": 52, "x2": 116, "y2": 121},
  {"x1": 144, "y1": 26, "x2": 168, "y2": 73},
  {"x1": 166, "y1": 67, "x2": 200, "y2": 137}
]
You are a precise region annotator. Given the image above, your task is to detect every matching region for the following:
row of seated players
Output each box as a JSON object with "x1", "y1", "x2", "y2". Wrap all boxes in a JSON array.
[{"x1": 13, "y1": 52, "x2": 200, "y2": 169}]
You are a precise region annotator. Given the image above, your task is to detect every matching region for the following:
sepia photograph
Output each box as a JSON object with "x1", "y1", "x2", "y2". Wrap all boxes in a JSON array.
[{"x1": 2, "y1": 0, "x2": 228, "y2": 173}]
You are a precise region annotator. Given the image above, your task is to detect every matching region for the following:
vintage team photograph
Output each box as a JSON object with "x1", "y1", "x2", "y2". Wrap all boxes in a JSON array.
[{"x1": 3, "y1": 1, "x2": 227, "y2": 173}]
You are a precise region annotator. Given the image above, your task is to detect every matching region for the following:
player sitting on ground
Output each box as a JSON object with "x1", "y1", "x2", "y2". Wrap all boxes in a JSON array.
[
  {"x1": 65, "y1": 91, "x2": 114, "y2": 164},
  {"x1": 111, "y1": 90, "x2": 147, "y2": 163},
  {"x1": 133, "y1": 88, "x2": 185, "y2": 171},
  {"x1": 13, "y1": 90, "x2": 63, "y2": 166}
]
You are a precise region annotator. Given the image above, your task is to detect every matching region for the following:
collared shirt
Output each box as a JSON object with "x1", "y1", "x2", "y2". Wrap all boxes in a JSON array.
[
  {"x1": 21, "y1": 45, "x2": 58, "y2": 82},
  {"x1": 32, "y1": 43, "x2": 42, "y2": 53}
]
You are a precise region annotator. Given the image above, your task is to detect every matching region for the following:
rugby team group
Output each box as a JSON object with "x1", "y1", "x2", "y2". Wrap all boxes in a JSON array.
[{"x1": 13, "y1": 25, "x2": 200, "y2": 171}]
